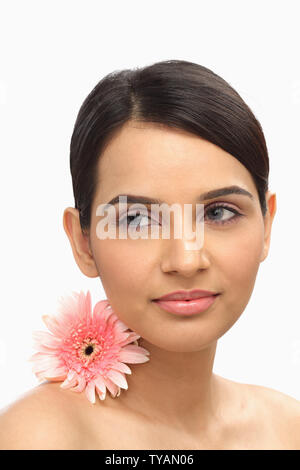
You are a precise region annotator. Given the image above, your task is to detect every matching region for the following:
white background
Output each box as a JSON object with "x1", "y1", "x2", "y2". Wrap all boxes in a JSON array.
[{"x1": 0, "y1": 0, "x2": 299, "y2": 409}]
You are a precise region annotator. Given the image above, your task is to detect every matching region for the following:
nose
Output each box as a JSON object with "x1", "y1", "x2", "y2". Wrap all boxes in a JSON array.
[{"x1": 160, "y1": 237, "x2": 210, "y2": 277}]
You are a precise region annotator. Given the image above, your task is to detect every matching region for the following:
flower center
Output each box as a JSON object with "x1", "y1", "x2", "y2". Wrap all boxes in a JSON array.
[
  {"x1": 84, "y1": 345, "x2": 94, "y2": 355},
  {"x1": 78, "y1": 336, "x2": 102, "y2": 364}
]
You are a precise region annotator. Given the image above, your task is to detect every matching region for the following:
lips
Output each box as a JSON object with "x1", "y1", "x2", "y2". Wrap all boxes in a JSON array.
[
  {"x1": 152, "y1": 289, "x2": 220, "y2": 316},
  {"x1": 153, "y1": 289, "x2": 219, "y2": 301}
]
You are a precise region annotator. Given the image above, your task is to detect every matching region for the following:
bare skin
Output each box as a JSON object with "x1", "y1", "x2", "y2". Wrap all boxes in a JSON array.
[
  {"x1": 0, "y1": 121, "x2": 299, "y2": 449},
  {"x1": 0, "y1": 376, "x2": 299, "y2": 450}
]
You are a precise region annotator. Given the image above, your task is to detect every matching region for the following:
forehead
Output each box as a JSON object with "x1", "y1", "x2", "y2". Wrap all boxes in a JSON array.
[{"x1": 95, "y1": 121, "x2": 257, "y2": 202}]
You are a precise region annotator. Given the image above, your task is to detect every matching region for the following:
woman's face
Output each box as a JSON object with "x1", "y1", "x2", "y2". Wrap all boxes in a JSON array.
[{"x1": 65, "y1": 121, "x2": 276, "y2": 353}]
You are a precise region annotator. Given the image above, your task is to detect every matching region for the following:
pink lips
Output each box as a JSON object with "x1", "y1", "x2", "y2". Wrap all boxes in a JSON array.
[{"x1": 152, "y1": 289, "x2": 220, "y2": 316}]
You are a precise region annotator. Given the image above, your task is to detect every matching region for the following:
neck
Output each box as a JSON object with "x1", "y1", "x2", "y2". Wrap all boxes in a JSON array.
[{"x1": 116, "y1": 338, "x2": 223, "y2": 435}]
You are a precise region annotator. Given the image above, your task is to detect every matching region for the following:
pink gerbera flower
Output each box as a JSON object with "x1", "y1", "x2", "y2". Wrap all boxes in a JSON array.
[{"x1": 29, "y1": 290, "x2": 150, "y2": 404}]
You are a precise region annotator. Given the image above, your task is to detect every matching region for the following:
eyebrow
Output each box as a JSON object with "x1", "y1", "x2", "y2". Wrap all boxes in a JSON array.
[{"x1": 102, "y1": 185, "x2": 254, "y2": 210}]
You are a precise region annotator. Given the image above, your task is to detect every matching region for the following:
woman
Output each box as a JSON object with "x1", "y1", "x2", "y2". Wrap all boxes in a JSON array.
[{"x1": 0, "y1": 59, "x2": 299, "y2": 450}]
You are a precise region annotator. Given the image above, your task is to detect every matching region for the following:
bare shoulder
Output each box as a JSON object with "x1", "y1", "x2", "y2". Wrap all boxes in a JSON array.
[
  {"x1": 215, "y1": 375, "x2": 300, "y2": 449},
  {"x1": 0, "y1": 382, "x2": 86, "y2": 450},
  {"x1": 247, "y1": 382, "x2": 300, "y2": 416},
  {"x1": 244, "y1": 381, "x2": 300, "y2": 449}
]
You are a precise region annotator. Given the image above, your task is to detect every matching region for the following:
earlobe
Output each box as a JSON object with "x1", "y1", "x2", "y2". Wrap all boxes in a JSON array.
[
  {"x1": 260, "y1": 191, "x2": 277, "y2": 263},
  {"x1": 267, "y1": 191, "x2": 277, "y2": 220},
  {"x1": 260, "y1": 245, "x2": 268, "y2": 262},
  {"x1": 62, "y1": 207, "x2": 99, "y2": 278}
]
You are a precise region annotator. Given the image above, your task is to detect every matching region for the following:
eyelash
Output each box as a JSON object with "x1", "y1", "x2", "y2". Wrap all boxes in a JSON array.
[
  {"x1": 205, "y1": 202, "x2": 243, "y2": 225},
  {"x1": 118, "y1": 203, "x2": 243, "y2": 228}
]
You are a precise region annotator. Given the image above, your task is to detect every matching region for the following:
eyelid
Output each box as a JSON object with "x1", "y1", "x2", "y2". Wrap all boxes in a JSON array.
[
  {"x1": 118, "y1": 210, "x2": 160, "y2": 224},
  {"x1": 120, "y1": 209, "x2": 150, "y2": 217},
  {"x1": 205, "y1": 201, "x2": 242, "y2": 212},
  {"x1": 117, "y1": 203, "x2": 244, "y2": 228},
  {"x1": 119, "y1": 203, "x2": 242, "y2": 217}
]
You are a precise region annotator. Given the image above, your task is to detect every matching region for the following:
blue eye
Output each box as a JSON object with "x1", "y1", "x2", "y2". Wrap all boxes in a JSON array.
[
  {"x1": 117, "y1": 203, "x2": 243, "y2": 230},
  {"x1": 204, "y1": 203, "x2": 243, "y2": 225},
  {"x1": 118, "y1": 212, "x2": 159, "y2": 228}
]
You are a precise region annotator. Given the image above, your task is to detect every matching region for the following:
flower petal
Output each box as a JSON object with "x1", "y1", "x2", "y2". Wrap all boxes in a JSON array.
[
  {"x1": 70, "y1": 374, "x2": 86, "y2": 393},
  {"x1": 95, "y1": 385, "x2": 106, "y2": 401},
  {"x1": 60, "y1": 370, "x2": 78, "y2": 389},
  {"x1": 43, "y1": 366, "x2": 68, "y2": 379},
  {"x1": 118, "y1": 345, "x2": 150, "y2": 364},
  {"x1": 106, "y1": 370, "x2": 128, "y2": 390},
  {"x1": 125, "y1": 332, "x2": 141, "y2": 343},
  {"x1": 35, "y1": 371, "x2": 47, "y2": 382},
  {"x1": 67, "y1": 369, "x2": 77, "y2": 381},
  {"x1": 32, "y1": 331, "x2": 62, "y2": 349},
  {"x1": 44, "y1": 374, "x2": 67, "y2": 382},
  {"x1": 57, "y1": 291, "x2": 80, "y2": 326},
  {"x1": 103, "y1": 377, "x2": 120, "y2": 397},
  {"x1": 42, "y1": 315, "x2": 67, "y2": 337},
  {"x1": 30, "y1": 352, "x2": 63, "y2": 372},
  {"x1": 114, "y1": 321, "x2": 132, "y2": 334},
  {"x1": 78, "y1": 290, "x2": 90, "y2": 323},
  {"x1": 85, "y1": 381, "x2": 96, "y2": 404},
  {"x1": 111, "y1": 362, "x2": 132, "y2": 375},
  {"x1": 94, "y1": 301, "x2": 116, "y2": 324},
  {"x1": 31, "y1": 344, "x2": 60, "y2": 355},
  {"x1": 122, "y1": 344, "x2": 150, "y2": 355},
  {"x1": 117, "y1": 332, "x2": 141, "y2": 347},
  {"x1": 92, "y1": 299, "x2": 111, "y2": 321},
  {"x1": 94, "y1": 376, "x2": 106, "y2": 394}
]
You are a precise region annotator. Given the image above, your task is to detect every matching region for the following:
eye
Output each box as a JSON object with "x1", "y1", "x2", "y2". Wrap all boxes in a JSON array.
[
  {"x1": 204, "y1": 203, "x2": 243, "y2": 225},
  {"x1": 118, "y1": 211, "x2": 159, "y2": 229},
  {"x1": 117, "y1": 204, "x2": 243, "y2": 230}
]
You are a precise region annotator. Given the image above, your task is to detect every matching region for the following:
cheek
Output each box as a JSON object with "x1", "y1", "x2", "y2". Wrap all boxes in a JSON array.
[
  {"x1": 215, "y1": 221, "x2": 264, "y2": 315},
  {"x1": 92, "y1": 240, "x2": 153, "y2": 319}
]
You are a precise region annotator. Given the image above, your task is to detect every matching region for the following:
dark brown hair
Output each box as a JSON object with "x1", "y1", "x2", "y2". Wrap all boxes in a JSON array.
[{"x1": 69, "y1": 59, "x2": 269, "y2": 234}]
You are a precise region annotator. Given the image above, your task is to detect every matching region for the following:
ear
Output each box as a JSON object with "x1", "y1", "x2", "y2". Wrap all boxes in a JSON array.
[
  {"x1": 260, "y1": 191, "x2": 277, "y2": 262},
  {"x1": 63, "y1": 207, "x2": 99, "y2": 278}
]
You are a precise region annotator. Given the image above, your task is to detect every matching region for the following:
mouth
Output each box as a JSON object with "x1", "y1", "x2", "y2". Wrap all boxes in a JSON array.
[
  {"x1": 152, "y1": 293, "x2": 220, "y2": 316},
  {"x1": 153, "y1": 289, "x2": 220, "y2": 302}
]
